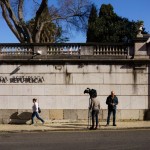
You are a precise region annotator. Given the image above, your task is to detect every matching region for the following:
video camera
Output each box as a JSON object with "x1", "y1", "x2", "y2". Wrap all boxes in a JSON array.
[{"x1": 84, "y1": 88, "x2": 97, "y2": 98}]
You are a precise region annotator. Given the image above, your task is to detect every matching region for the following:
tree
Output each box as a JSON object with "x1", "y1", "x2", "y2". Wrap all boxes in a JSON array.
[
  {"x1": 26, "y1": 13, "x2": 68, "y2": 43},
  {"x1": 86, "y1": 4, "x2": 148, "y2": 43},
  {"x1": 86, "y1": 4, "x2": 97, "y2": 42},
  {"x1": 0, "y1": 0, "x2": 91, "y2": 43}
]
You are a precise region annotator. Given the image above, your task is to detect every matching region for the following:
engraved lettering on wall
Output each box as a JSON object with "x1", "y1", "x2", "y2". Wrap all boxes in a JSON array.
[{"x1": 0, "y1": 76, "x2": 44, "y2": 84}]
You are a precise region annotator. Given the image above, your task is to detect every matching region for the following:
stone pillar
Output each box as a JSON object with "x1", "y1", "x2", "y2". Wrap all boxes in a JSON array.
[
  {"x1": 134, "y1": 37, "x2": 149, "y2": 59},
  {"x1": 80, "y1": 46, "x2": 93, "y2": 55},
  {"x1": 34, "y1": 46, "x2": 47, "y2": 55},
  {"x1": 134, "y1": 26, "x2": 150, "y2": 120},
  {"x1": 134, "y1": 24, "x2": 150, "y2": 59}
]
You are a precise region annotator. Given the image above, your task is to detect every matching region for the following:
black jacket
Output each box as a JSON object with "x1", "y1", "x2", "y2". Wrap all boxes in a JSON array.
[{"x1": 106, "y1": 95, "x2": 118, "y2": 110}]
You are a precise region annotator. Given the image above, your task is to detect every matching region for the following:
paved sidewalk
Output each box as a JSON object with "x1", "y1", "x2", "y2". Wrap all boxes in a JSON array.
[{"x1": 0, "y1": 121, "x2": 150, "y2": 132}]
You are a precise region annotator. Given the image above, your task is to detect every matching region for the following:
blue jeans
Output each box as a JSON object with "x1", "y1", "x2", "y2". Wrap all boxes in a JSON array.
[
  {"x1": 31, "y1": 112, "x2": 44, "y2": 124},
  {"x1": 107, "y1": 109, "x2": 116, "y2": 125},
  {"x1": 92, "y1": 109, "x2": 99, "y2": 127}
]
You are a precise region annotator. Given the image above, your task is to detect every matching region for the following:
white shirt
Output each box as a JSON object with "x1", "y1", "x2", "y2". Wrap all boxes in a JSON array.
[{"x1": 32, "y1": 102, "x2": 38, "y2": 112}]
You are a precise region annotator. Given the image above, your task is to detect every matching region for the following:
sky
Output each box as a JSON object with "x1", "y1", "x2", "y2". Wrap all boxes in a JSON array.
[{"x1": 0, "y1": 0, "x2": 150, "y2": 43}]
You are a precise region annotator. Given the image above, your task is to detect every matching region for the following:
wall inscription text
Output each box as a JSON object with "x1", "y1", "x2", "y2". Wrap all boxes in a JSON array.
[{"x1": 0, "y1": 76, "x2": 44, "y2": 84}]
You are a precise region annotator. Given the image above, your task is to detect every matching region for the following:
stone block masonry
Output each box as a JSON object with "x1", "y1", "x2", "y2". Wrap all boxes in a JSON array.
[
  {"x1": 0, "y1": 39, "x2": 150, "y2": 123},
  {"x1": 0, "y1": 63, "x2": 149, "y2": 123}
]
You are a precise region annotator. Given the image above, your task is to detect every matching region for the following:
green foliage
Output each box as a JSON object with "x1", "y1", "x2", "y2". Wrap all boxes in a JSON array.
[
  {"x1": 26, "y1": 13, "x2": 68, "y2": 43},
  {"x1": 86, "y1": 4, "x2": 148, "y2": 43},
  {"x1": 86, "y1": 4, "x2": 97, "y2": 42}
]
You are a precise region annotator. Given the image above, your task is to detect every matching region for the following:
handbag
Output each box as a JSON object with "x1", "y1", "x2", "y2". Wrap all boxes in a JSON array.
[{"x1": 38, "y1": 107, "x2": 41, "y2": 113}]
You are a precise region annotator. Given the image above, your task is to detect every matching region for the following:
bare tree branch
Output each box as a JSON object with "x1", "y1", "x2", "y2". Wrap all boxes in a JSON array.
[
  {"x1": 33, "y1": 0, "x2": 48, "y2": 42},
  {"x1": 0, "y1": 1, "x2": 22, "y2": 42},
  {"x1": 55, "y1": 0, "x2": 91, "y2": 31},
  {"x1": 18, "y1": 0, "x2": 33, "y2": 43},
  {"x1": 0, "y1": 0, "x2": 91, "y2": 43},
  {"x1": 18, "y1": 0, "x2": 24, "y2": 21},
  {"x1": 32, "y1": 0, "x2": 40, "y2": 6},
  {"x1": 3, "y1": 0, "x2": 19, "y2": 26},
  {"x1": 35, "y1": 21, "x2": 45, "y2": 43},
  {"x1": 2, "y1": 0, "x2": 27, "y2": 41}
]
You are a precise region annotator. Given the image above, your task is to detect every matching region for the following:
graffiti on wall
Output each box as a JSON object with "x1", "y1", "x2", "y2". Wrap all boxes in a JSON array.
[{"x1": 0, "y1": 76, "x2": 44, "y2": 84}]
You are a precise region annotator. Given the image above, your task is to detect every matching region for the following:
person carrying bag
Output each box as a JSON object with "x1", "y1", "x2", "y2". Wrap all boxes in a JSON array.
[{"x1": 31, "y1": 98, "x2": 44, "y2": 125}]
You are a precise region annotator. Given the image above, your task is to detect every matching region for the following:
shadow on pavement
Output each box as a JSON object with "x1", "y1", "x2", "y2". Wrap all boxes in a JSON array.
[{"x1": 9, "y1": 112, "x2": 32, "y2": 124}]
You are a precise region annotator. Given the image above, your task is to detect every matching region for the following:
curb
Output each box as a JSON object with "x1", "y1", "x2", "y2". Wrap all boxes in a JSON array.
[{"x1": 0, "y1": 126, "x2": 150, "y2": 133}]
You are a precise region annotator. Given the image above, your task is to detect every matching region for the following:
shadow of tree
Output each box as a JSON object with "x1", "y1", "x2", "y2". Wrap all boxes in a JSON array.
[{"x1": 9, "y1": 112, "x2": 32, "y2": 124}]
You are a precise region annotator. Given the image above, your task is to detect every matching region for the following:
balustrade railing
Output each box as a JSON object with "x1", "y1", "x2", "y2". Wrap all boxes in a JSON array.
[
  {"x1": 0, "y1": 44, "x2": 33, "y2": 56},
  {"x1": 47, "y1": 45, "x2": 81, "y2": 55},
  {"x1": 94, "y1": 44, "x2": 129, "y2": 56},
  {"x1": 0, "y1": 43, "x2": 132, "y2": 59}
]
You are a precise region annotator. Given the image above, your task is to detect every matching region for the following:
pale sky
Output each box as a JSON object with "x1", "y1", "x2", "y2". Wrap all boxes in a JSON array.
[{"x1": 0, "y1": 0, "x2": 149, "y2": 43}]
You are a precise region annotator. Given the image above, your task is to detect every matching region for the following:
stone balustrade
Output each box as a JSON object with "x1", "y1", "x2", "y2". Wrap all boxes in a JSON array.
[
  {"x1": 0, "y1": 43, "x2": 133, "y2": 59},
  {"x1": 93, "y1": 44, "x2": 130, "y2": 56}
]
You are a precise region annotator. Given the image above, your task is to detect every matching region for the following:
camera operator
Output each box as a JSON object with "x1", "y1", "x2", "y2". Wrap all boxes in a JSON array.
[{"x1": 89, "y1": 96, "x2": 100, "y2": 130}]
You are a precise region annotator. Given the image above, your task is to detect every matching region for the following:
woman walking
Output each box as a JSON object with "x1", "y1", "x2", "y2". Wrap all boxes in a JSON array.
[{"x1": 31, "y1": 98, "x2": 44, "y2": 125}]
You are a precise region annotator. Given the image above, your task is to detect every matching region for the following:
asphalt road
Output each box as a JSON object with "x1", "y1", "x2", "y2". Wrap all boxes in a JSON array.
[{"x1": 0, "y1": 129, "x2": 150, "y2": 150}]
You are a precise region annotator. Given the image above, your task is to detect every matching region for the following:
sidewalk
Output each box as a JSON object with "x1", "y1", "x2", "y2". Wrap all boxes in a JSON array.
[{"x1": 0, "y1": 121, "x2": 150, "y2": 133}]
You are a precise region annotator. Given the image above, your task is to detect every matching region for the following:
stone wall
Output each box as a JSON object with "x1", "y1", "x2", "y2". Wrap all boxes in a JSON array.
[{"x1": 0, "y1": 63, "x2": 149, "y2": 123}]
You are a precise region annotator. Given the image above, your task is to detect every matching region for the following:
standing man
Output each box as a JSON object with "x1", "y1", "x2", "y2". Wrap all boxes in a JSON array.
[
  {"x1": 31, "y1": 98, "x2": 44, "y2": 125},
  {"x1": 106, "y1": 91, "x2": 118, "y2": 126},
  {"x1": 89, "y1": 96, "x2": 100, "y2": 130}
]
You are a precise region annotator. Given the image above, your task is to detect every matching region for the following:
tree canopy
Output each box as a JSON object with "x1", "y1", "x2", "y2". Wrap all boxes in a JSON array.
[
  {"x1": 0, "y1": 0, "x2": 91, "y2": 43},
  {"x1": 86, "y1": 4, "x2": 97, "y2": 42},
  {"x1": 86, "y1": 4, "x2": 148, "y2": 43}
]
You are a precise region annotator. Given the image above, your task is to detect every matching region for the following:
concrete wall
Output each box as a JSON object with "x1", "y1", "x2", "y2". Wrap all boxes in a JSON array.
[{"x1": 0, "y1": 63, "x2": 149, "y2": 123}]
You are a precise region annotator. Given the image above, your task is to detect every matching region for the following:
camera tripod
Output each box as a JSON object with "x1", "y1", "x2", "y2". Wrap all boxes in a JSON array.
[{"x1": 87, "y1": 97, "x2": 92, "y2": 129}]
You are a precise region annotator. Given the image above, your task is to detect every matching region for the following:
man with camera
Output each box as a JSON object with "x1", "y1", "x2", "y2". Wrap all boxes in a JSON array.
[
  {"x1": 106, "y1": 91, "x2": 118, "y2": 126},
  {"x1": 89, "y1": 94, "x2": 100, "y2": 130},
  {"x1": 84, "y1": 88, "x2": 100, "y2": 130}
]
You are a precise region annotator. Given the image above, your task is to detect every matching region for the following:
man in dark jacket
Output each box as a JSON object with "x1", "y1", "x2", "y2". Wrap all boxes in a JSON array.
[{"x1": 106, "y1": 91, "x2": 118, "y2": 126}]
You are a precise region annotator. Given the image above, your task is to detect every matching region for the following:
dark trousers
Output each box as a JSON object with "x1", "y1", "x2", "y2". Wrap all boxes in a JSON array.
[
  {"x1": 91, "y1": 109, "x2": 99, "y2": 127},
  {"x1": 107, "y1": 109, "x2": 116, "y2": 125},
  {"x1": 31, "y1": 112, "x2": 44, "y2": 124}
]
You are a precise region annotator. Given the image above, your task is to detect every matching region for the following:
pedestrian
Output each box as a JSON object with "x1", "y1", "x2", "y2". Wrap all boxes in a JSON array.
[
  {"x1": 31, "y1": 98, "x2": 44, "y2": 125},
  {"x1": 89, "y1": 96, "x2": 100, "y2": 130},
  {"x1": 106, "y1": 91, "x2": 118, "y2": 126}
]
